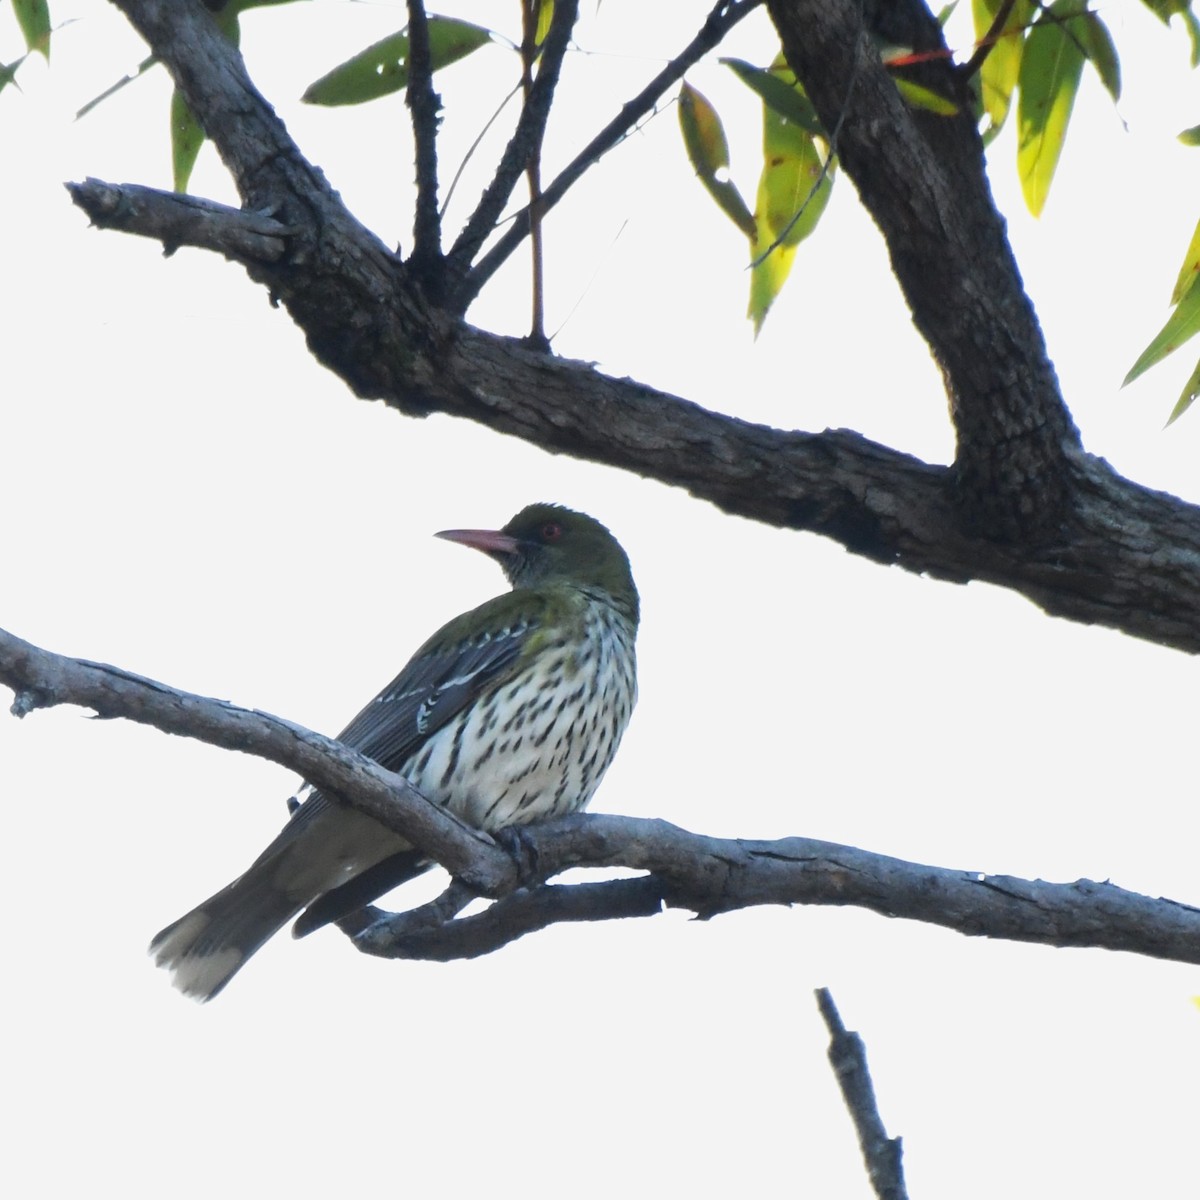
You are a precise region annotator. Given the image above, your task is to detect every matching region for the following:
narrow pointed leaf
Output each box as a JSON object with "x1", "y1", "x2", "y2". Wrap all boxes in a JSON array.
[
  {"x1": 972, "y1": 0, "x2": 1032, "y2": 134},
  {"x1": 1170, "y1": 217, "x2": 1200, "y2": 304},
  {"x1": 721, "y1": 58, "x2": 824, "y2": 136},
  {"x1": 748, "y1": 107, "x2": 834, "y2": 333},
  {"x1": 76, "y1": 54, "x2": 158, "y2": 120},
  {"x1": 535, "y1": 0, "x2": 554, "y2": 46},
  {"x1": 893, "y1": 78, "x2": 958, "y2": 115},
  {"x1": 168, "y1": 8, "x2": 240, "y2": 191},
  {"x1": 303, "y1": 18, "x2": 492, "y2": 107},
  {"x1": 1, "y1": 54, "x2": 28, "y2": 94},
  {"x1": 1166, "y1": 358, "x2": 1200, "y2": 425},
  {"x1": 13, "y1": 0, "x2": 51, "y2": 59},
  {"x1": 1123, "y1": 280, "x2": 1200, "y2": 387},
  {"x1": 1017, "y1": 0, "x2": 1086, "y2": 217},
  {"x1": 678, "y1": 83, "x2": 756, "y2": 238},
  {"x1": 1080, "y1": 11, "x2": 1121, "y2": 103},
  {"x1": 1185, "y1": 8, "x2": 1200, "y2": 66},
  {"x1": 170, "y1": 89, "x2": 206, "y2": 193}
]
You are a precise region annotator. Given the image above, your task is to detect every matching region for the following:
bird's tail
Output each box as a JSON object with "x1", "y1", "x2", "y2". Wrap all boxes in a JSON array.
[{"x1": 149, "y1": 871, "x2": 303, "y2": 1002}]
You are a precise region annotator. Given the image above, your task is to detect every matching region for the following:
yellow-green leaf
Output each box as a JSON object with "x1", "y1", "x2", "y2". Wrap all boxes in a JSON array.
[
  {"x1": 13, "y1": 0, "x2": 51, "y2": 59},
  {"x1": 170, "y1": 89, "x2": 206, "y2": 193},
  {"x1": 1124, "y1": 279, "x2": 1200, "y2": 388},
  {"x1": 1017, "y1": 0, "x2": 1086, "y2": 217},
  {"x1": 1170, "y1": 217, "x2": 1200, "y2": 304},
  {"x1": 748, "y1": 107, "x2": 834, "y2": 333},
  {"x1": 534, "y1": 0, "x2": 554, "y2": 46},
  {"x1": 971, "y1": 0, "x2": 1032, "y2": 134},
  {"x1": 893, "y1": 78, "x2": 958, "y2": 115},
  {"x1": 1179, "y1": 123, "x2": 1200, "y2": 146},
  {"x1": 1165, "y1": 357, "x2": 1200, "y2": 425},
  {"x1": 721, "y1": 57, "x2": 824, "y2": 136},
  {"x1": 303, "y1": 17, "x2": 492, "y2": 107},
  {"x1": 678, "y1": 83, "x2": 755, "y2": 238}
]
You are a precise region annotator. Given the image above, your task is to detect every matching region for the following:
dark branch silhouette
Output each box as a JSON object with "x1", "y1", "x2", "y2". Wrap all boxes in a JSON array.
[
  {"x1": 405, "y1": 0, "x2": 443, "y2": 277},
  {"x1": 816, "y1": 989, "x2": 909, "y2": 1200}
]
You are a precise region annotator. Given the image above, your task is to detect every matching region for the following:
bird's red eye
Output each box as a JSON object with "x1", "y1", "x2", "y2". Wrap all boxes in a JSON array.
[{"x1": 540, "y1": 521, "x2": 563, "y2": 542}]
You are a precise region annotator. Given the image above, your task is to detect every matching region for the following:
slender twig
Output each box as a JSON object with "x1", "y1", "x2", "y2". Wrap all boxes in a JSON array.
[
  {"x1": 521, "y1": 0, "x2": 547, "y2": 344},
  {"x1": 815, "y1": 989, "x2": 909, "y2": 1200},
  {"x1": 459, "y1": 0, "x2": 763, "y2": 308},
  {"x1": 353, "y1": 877, "x2": 667, "y2": 960},
  {"x1": 960, "y1": 0, "x2": 1018, "y2": 79},
  {"x1": 406, "y1": 0, "x2": 443, "y2": 277},
  {"x1": 447, "y1": 0, "x2": 578, "y2": 291},
  {"x1": 440, "y1": 81, "x2": 522, "y2": 219}
]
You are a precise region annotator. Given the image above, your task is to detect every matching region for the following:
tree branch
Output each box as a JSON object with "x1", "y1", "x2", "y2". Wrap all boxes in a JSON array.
[
  {"x1": 4, "y1": 626, "x2": 1197, "y2": 965},
  {"x1": 89, "y1": 0, "x2": 1200, "y2": 657},
  {"x1": 0, "y1": 624, "x2": 516, "y2": 896},
  {"x1": 67, "y1": 177, "x2": 293, "y2": 262},
  {"x1": 768, "y1": 0, "x2": 1079, "y2": 537},
  {"x1": 816, "y1": 988, "x2": 909, "y2": 1200},
  {"x1": 461, "y1": 0, "x2": 765, "y2": 306},
  {"x1": 405, "y1": 0, "x2": 443, "y2": 281}
]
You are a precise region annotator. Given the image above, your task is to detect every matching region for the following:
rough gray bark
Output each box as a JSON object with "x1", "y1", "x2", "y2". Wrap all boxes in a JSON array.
[
  {"x1": 4, "y1": 623, "x2": 1199, "y2": 966},
  {"x1": 66, "y1": 0, "x2": 1200, "y2": 654}
]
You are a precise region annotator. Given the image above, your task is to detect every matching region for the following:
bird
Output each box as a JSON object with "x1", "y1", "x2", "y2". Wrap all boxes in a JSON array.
[{"x1": 150, "y1": 503, "x2": 639, "y2": 1001}]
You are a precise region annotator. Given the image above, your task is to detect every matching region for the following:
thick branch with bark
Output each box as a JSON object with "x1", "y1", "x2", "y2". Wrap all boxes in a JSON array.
[
  {"x1": 77, "y1": 0, "x2": 1200, "y2": 654},
  {"x1": 3, "y1": 625, "x2": 1198, "y2": 966}
]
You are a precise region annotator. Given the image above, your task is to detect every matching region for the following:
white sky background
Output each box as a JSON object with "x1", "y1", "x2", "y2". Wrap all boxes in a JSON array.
[{"x1": 3, "y1": 1, "x2": 1199, "y2": 1196}]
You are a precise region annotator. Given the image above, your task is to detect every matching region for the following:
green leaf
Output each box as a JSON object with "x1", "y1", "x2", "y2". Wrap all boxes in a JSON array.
[
  {"x1": 170, "y1": 88, "x2": 206, "y2": 193},
  {"x1": 1080, "y1": 11, "x2": 1121, "y2": 103},
  {"x1": 1016, "y1": 0, "x2": 1086, "y2": 217},
  {"x1": 971, "y1": 0, "x2": 1033, "y2": 135},
  {"x1": 0, "y1": 54, "x2": 27, "y2": 95},
  {"x1": 936, "y1": 2, "x2": 960, "y2": 28},
  {"x1": 721, "y1": 57, "x2": 824, "y2": 136},
  {"x1": 678, "y1": 83, "x2": 756, "y2": 238},
  {"x1": 893, "y1": 78, "x2": 958, "y2": 115},
  {"x1": 13, "y1": 0, "x2": 51, "y2": 59},
  {"x1": 303, "y1": 17, "x2": 492, "y2": 107},
  {"x1": 1140, "y1": 0, "x2": 1200, "y2": 62},
  {"x1": 1186, "y1": 8, "x2": 1200, "y2": 65},
  {"x1": 1124, "y1": 277, "x2": 1200, "y2": 387},
  {"x1": 76, "y1": 54, "x2": 158, "y2": 121},
  {"x1": 534, "y1": 0, "x2": 554, "y2": 46},
  {"x1": 1171, "y1": 217, "x2": 1200, "y2": 304},
  {"x1": 168, "y1": 6, "x2": 242, "y2": 192},
  {"x1": 1166, "y1": 357, "x2": 1200, "y2": 424},
  {"x1": 1180, "y1": 123, "x2": 1200, "y2": 146},
  {"x1": 748, "y1": 106, "x2": 834, "y2": 333}
]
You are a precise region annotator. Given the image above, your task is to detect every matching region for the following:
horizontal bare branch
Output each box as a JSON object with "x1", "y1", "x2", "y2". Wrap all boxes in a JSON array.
[
  {"x1": 67, "y1": 178, "x2": 293, "y2": 262},
  {"x1": 0, "y1": 624, "x2": 515, "y2": 896},
  {"x1": 4, "y1": 626, "x2": 1195, "y2": 965}
]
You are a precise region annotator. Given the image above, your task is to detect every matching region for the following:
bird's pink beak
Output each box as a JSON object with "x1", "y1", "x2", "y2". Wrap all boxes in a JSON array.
[{"x1": 435, "y1": 527, "x2": 522, "y2": 558}]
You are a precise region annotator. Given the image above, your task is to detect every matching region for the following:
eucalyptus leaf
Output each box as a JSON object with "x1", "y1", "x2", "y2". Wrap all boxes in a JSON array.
[
  {"x1": 1017, "y1": 0, "x2": 1086, "y2": 217},
  {"x1": 721, "y1": 58, "x2": 824, "y2": 136},
  {"x1": 13, "y1": 0, "x2": 51, "y2": 59},
  {"x1": 303, "y1": 17, "x2": 492, "y2": 107},
  {"x1": 1124, "y1": 277, "x2": 1200, "y2": 388},
  {"x1": 678, "y1": 83, "x2": 755, "y2": 238}
]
